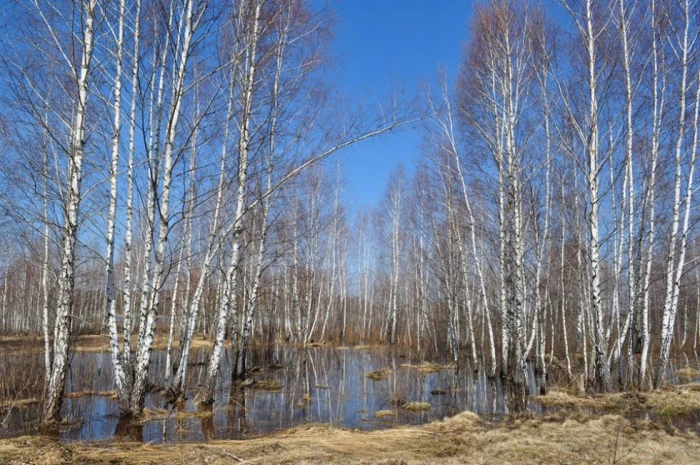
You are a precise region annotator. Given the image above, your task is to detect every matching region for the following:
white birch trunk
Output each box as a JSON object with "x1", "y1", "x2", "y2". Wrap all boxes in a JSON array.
[
  {"x1": 202, "y1": 0, "x2": 261, "y2": 403},
  {"x1": 656, "y1": 24, "x2": 700, "y2": 385},
  {"x1": 130, "y1": 0, "x2": 198, "y2": 415},
  {"x1": 43, "y1": 0, "x2": 98, "y2": 425},
  {"x1": 104, "y1": 0, "x2": 129, "y2": 410}
]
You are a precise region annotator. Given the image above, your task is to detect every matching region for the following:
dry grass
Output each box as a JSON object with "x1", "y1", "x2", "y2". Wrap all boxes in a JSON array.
[
  {"x1": 141, "y1": 407, "x2": 171, "y2": 419},
  {"x1": 140, "y1": 407, "x2": 214, "y2": 422},
  {"x1": 402, "y1": 402, "x2": 431, "y2": 412},
  {"x1": 533, "y1": 383, "x2": 700, "y2": 417},
  {"x1": 151, "y1": 337, "x2": 214, "y2": 351},
  {"x1": 0, "y1": 397, "x2": 40, "y2": 409},
  {"x1": 365, "y1": 367, "x2": 393, "y2": 381},
  {"x1": 1, "y1": 349, "x2": 46, "y2": 408},
  {"x1": 677, "y1": 368, "x2": 700, "y2": 379},
  {"x1": 374, "y1": 409, "x2": 396, "y2": 419},
  {"x1": 0, "y1": 334, "x2": 219, "y2": 354},
  {"x1": 69, "y1": 335, "x2": 112, "y2": 352},
  {"x1": 2, "y1": 410, "x2": 699, "y2": 464},
  {"x1": 676, "y1": 382, "x2": 700, "y2": 391},
  {"x1": 400, "y1": 362, "x2": 455, "y2": 373},
  {"x1": 353, "y1": 344, "x2": 384, "y2": 350},
  {"x1": 64, "y1": 391, "x2": 118, "y2": 400},
  {"x1": 251, "y1": 379, "x2": 283, "y2": 391}
]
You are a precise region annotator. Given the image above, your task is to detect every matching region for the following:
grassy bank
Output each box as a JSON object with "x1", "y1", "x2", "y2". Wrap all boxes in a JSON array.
[
  {"x1": 533, "y1": 383, "x2": 700, "y2": 417},
  {"x1": 1, "y1": 409, "x2": 699, "y2": 465}
]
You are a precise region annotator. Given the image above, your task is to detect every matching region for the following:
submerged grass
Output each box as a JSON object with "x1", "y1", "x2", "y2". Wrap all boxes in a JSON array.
[{"x1": 2, "y1": 410, "x2": 699, "y2": 464}]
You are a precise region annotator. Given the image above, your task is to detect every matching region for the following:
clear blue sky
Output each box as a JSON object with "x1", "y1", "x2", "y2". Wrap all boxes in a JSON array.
[{"x1": 325, "y1": 0, "x2": 474, "y2": 209}]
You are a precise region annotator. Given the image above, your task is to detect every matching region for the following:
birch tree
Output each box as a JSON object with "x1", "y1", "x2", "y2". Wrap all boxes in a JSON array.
[
  {"x1": 655, "y1": 0, "x2": 700, "y2": 387},
  {"x1": 15, "y1": 0, "x2": 103, "y2": 425}
]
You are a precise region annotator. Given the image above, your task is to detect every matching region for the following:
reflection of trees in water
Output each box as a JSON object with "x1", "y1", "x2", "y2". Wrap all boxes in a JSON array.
[
  {"x1": 502, "y1": 378, "x2": 527, "y2": 413},
  {"x1": 227, "y1": 386, "x2": 247, "y2": 436},
  {"x1": 9, "y1": 347, "x2": 699, "y2": 442},
  {"x1": 114, "y1": 416, "x2": 143, "y2": 442},
  {"x1": 10, "y1": 348, "x2": 516, "y2": 440},
  {"x1": 200, "y1": 411, "x2": 215, "y2": 441}
]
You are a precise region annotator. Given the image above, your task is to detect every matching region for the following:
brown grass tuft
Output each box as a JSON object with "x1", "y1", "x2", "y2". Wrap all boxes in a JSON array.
[
  {"x1": 366, "y1": 367, "x2": 393, "y2": 381},
  {"x1": 0, "y1": 397, "x2": 40, "y2": 409},
  {"x1": 402, "y1": 402, "x2": 431, "y2": 412},
  {"x1": 399, "y1": 362, "x2": 455, "y2": 373},
  {"x1": 374, "y1": 409, "x2": 397, "y2": 419},
  {"x1": 65, "y1": 390, "x2": 118, "y2": 400},
  {"x1": 253, "y1": 379, "x2": 283, "y2": 391},
  {"x1": 677, "y1": 368, "x2": 700, "y2": 379},
  {"x1": 140, "y1": 407, "x2": 214, "y2": 423},
  {"x1": 533, "y1": 384, "x2": 700, "y2": 417}
]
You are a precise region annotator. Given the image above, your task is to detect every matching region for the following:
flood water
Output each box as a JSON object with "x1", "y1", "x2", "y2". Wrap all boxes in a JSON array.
[{"x1": 2, "y1": 345, "x2": 699, "y2": 443}]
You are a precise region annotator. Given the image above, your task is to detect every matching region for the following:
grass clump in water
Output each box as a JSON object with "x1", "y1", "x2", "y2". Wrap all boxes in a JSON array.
[
  {"x1": 366, "y1": 367, "x2": 392, "y2": 381},
  {"x1": 400, "y1": 362, "x2": 454, "y2": 373},
  {"x1": 65, "y1": 390, "x2": 118, "y2": 400},
  {"x1": 141, "y1": 407, "x2": 171, "y2": 420},
  {"x1": 253, "y1": 379, "x2": 283, "y2": 391},
  {"x1": 141, "y1": 407, "x2": 214, "y2": 423},
  {"x1": 374, "y1": 409, "x2": 396, "y2": 419},
  {"x1": 402, "y1": 402, "x2": 431, "y2": 412},
  {"x1": 0, "y1": 397, "x2": 40, "y2": 409}
]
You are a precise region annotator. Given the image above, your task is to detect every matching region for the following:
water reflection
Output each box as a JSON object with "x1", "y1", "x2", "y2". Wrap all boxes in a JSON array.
[{"x1": 2, "y1": 346, "x2": 699, "y2": 443}]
